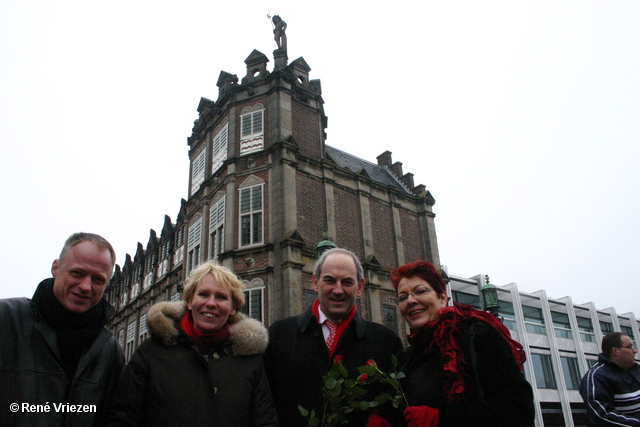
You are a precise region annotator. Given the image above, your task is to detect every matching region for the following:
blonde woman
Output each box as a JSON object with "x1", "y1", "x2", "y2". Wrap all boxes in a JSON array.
[{"x1": 108, "y1": 261, "x2": 278, "y2": 426}]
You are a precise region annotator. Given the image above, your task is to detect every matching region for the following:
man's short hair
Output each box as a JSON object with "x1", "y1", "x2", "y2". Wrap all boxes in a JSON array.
[
  {"x1": 313, "y1": 247, "x2": 364, "y2": 283},
  {"x1": 59, "y1": 232, "x2": 116, "y2": 268},
  {"x1": 602, "y1": 332, "x2": 625, "y2": 358}
]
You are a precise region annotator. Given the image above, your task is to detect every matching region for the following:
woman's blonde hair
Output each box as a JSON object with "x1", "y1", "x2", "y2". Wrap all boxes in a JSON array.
[{"x1": 182, "y1": 261, "x2": 245, "y2": 322}]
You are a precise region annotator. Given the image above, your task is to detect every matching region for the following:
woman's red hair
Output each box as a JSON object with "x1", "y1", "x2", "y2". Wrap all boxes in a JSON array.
[{"x1": 391, "y1": 260, "x2": 447, "y2": 295}]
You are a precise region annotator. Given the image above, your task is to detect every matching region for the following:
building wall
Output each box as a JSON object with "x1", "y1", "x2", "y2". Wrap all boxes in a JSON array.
[
  {"x1": 448, "y1": 274, "x2": 640, "y2": 427},
  {"x1": 292, "y1": 102, "x2": 323, "y2": 159},
  {"x1": 333, "y1": 186, "x2": 364, "y2": 258},
  {"x1": 106, "y1": 47, "x2": 439, "y2": 369},
  {"x1": 370, "y1": 198, "x2": 397, "y2": 268},
  {"x1": 102, "y1": 46, "x2": 640, "y2": 427},
  {"x1": 296, "y1": 172, "x2": 327, "y2": 250}
]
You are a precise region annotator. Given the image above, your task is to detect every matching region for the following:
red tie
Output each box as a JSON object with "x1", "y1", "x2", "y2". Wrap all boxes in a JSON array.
[{"x1": 325, "y1": 320, "x2": 339, "y2": 351}]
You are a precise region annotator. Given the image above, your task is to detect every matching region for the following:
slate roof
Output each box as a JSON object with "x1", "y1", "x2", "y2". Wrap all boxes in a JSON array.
[{"x1": 325, "y1": 145, "x2": 413, "y2": 194}]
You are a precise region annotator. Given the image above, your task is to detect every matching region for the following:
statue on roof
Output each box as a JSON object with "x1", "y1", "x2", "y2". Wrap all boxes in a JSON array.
[{"x1": 272, "y1": 15, "x2": 287, "y2": 52}]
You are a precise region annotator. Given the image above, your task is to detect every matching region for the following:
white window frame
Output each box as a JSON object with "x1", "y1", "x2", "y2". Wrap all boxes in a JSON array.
[
  {"x1": 171, "y1": 291, "x2": 182, "y2": 302},
  {"x1": 118, "y1": 329, "x2": 125, "y2": 349},
  {"x1": 174, "y1": 227, "x2": 185, "y2": 264},
  {"x1": 242, "y1": 286, "x2": 265, "y2": 323},
  {"x1": 143, "y1": 253, "x2": 155, "y2": 289},
  {"x1": 126, "y1": 322, "x2": 137, "y2": 361},
  {"x1": 240, "y1": 109, "x2": 264, "y2": 155},
  {"x1": 212, "y1": 124, "x2": 228, "y2": 174},
  {"x1": 209, "y1": 196, "x2": 225, "y2": 259},
  {"x1": 191, "y1": 149, "x2": 206, "y2": 195},
  {"x1": 188, "y1": 218, "x2": 203, "y2": 272},
  {"x1": 139, "y1": 313, "x2": 148, "y2": 343},
  {"x1": 239, "y1": 184, "x2": 263, "y2": 247}
]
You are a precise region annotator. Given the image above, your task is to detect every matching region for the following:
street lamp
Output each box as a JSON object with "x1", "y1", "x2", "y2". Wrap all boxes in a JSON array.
[
  {"x1": 316, "y1": 232, "x2": 336, "y2": 258},
  {"x1": 481, "y1": 275, "x2": 500, "y2": 316}
]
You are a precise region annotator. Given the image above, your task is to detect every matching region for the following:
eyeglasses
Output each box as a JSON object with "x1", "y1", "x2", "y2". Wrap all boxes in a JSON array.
[
  {"x1": 396, "y1": 286, "x2": 433, "y2": 305},
  {"x1": 618, "y1": 343, "x2": 635, "y2": 350}
]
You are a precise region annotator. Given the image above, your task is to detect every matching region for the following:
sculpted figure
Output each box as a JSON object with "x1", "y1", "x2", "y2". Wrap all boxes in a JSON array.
[{"x1": 272, "y1": 15, "x2": 287, "y2": 51}]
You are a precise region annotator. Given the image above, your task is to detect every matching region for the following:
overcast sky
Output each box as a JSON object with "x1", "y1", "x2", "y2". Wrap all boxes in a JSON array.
[{"x1": 1, "y1": 1, "x2": 638, "y2": 317}]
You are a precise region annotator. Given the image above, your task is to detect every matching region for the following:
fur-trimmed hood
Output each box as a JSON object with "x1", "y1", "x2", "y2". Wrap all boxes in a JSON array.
[{"x1": 146, "y1": 301, "x2": 268, "y2": 356}]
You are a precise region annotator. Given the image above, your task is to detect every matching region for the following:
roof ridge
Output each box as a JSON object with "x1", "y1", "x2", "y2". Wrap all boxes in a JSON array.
[
  {"x1": 380, "y1": 165, "x2": 413, "y2": 193},
  {"x1": 325, "y1": 145, "x2": 413, "y2": 195}
]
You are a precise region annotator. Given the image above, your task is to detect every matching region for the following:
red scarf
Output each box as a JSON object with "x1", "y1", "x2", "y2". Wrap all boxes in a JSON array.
[
  {"x1": 409, "y1": 303, "x2": 526, "y2": 402},
  {"x1": 311, "y1": 299, "x2": 357, "y2": 357},
  {"x1": 180, "y1": 312, "x2": 231, "y2": 350}
]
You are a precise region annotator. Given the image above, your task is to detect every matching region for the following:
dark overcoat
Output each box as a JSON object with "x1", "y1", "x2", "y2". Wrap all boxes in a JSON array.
[
  {"x1": 107, "y1": 301, "x2": 278, "y2": 427},
  {"x1": 401, "y1": 320, "x2": 535, "y2": 427},
  {"x1": 265, "y1": 308, "x2": 404, "y2": 427}
]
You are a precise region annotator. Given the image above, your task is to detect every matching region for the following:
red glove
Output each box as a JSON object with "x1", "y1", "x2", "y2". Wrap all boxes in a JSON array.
[
  {"x1": 403, "y1": 406, "x2": 439, "y2": 427},
  {"x1": 366, "y1": 410, "x2": 393, "y2": 427}
]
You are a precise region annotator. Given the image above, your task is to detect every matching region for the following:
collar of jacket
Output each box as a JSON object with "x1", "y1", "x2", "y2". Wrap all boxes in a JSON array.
[
  {"x1": 30, "y1": 277, "x2": 117, "y2": 325},
  {"x1": 297, "y1": 306, "x2": 366, "y2": 338},
  {"x1": 598, "y1": 353, "x2": 640, "y2": 372},
  {"x1": 146, "y1": 301, "x2": 269, "y2": 356}
]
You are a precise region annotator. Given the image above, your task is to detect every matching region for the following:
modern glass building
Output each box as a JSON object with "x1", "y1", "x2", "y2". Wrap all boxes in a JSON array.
[{"x1": 448, "y1": 273, "x2": 639, "y2": 427}]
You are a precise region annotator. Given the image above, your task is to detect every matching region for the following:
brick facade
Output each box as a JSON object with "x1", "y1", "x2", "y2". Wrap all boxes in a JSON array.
[{"x1": 105, "y1": 45, "x2": 440, "y2": 357}]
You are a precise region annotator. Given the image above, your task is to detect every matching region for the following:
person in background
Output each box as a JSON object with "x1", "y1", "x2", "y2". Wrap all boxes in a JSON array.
[
  {"x1": 107, "y1": 261, "x2": 277, "y2": 426},
  {"x1": 265, "y1": 247, "x2": 404, "y2": 426},
  {"x1": 390, "y1": 260, "x2": 535, "y2": 427},
  {"x1": 580, "y1": 332, "x2": 640, "y2": 426},
  {"x1": 0, "y1": 232, "x2": 125, "y2": 427}
]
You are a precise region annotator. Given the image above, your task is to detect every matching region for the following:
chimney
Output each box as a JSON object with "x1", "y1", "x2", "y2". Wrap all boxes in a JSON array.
[
  {"x1": 376, "y1": 151, "x2": 392, "y2": 167},
  {"x1": 390, "y1": 161, "x2": 403, "y2": 178},
  {"x1": 401, "y1": 172, "x2": 414, "y2": 189}
]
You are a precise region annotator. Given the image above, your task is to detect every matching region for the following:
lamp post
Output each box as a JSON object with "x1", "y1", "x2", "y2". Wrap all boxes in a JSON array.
[{"x1": 481, "y1": 275, "x2": 500, "y2": 317}]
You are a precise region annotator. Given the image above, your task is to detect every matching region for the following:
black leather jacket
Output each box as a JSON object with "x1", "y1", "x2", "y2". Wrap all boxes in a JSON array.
[{"x1": 0, "y1": 297, "x2": 125, "y2": 427}]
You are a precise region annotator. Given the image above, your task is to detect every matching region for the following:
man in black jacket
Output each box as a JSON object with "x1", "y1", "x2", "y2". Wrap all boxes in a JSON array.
[
  {"x1": 0, "y1": 232, "x2": 125, "y2": 427},
  {"x1": 580, "y1": 332, "x2": 640, "y2": 426},
  {"x1": 265, "y1": 247, "x2": 403, "y2": 427}
]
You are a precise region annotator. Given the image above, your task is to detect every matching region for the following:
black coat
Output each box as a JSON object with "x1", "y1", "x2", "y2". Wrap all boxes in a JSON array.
[
  {"x1": 0, "y1": 296, "x2": 125, "y2": 427},
  {"x1": 401, "y1": 320, "x2": 535, "y2": 427},
  {"x1": 265, "y1": 307, "x2": 404, "y2": 427},
  {"x1": 107, "y1": 302, "x2": 278, "y2": 427}
]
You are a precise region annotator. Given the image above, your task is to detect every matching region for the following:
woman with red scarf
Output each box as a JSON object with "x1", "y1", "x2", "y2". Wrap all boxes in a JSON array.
[
  {"x1": 107, "y1": 261, "x2": 278, "y2": 426},
  {"x1": 391, "y1": 260, "x2": 535, "y2": 427}
]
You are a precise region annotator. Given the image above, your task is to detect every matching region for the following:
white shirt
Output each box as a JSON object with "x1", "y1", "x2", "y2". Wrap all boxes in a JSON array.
[{"x1": 317, "y1": 308, "x2": 340, "y2": 342}]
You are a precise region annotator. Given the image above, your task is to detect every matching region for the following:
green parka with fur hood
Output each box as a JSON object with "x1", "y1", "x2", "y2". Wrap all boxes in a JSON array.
[{"x1": 107, "y1": 301, "x2": 278, "y2": 427}]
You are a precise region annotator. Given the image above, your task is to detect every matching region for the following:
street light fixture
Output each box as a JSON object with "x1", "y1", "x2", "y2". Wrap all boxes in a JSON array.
[
  {"x1": 481, "y1": 275, "x2": 500, "y2": 316},
  {"x1": 315, "y1": 231, "x2": 336, "y2": 258}
]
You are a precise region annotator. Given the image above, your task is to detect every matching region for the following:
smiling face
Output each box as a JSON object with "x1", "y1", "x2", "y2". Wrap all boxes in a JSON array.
[
  {"x1": 187, "y1": 273, "x2": 236, "y2": 334},
  {"x1": 397, "y1": 275, "x2": 448, "y2": 331},
  {"x1": 312, "y1": 252, "x2": 364, "y2": 321},
  {"x1": 51, "y1": 240, "x2": 114, "y2": 314}
]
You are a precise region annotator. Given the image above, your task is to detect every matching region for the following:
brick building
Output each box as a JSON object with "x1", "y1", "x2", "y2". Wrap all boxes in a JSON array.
[
  {"x1": 105, "y1": 44, "x2": 440, "y2": 360},
  {"x1": 102, "y1": 32, "x2": 640, "y2": 427}
]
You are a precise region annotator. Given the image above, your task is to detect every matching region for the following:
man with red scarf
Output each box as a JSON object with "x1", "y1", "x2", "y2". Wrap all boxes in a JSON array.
[{"x1": 265, "y1": 247, "x2": 403, "y2": 427}]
